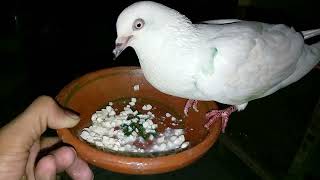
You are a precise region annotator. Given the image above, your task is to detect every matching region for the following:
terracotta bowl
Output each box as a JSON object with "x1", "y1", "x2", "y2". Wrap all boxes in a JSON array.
[{"x1": 56, "y1": 66, "x2": 221, "y2": 175}]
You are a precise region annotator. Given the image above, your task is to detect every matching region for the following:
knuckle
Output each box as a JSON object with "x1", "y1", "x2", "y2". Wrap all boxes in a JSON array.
[{"x1": 35, "y1": 95, "x2": 57, "y2": 108}]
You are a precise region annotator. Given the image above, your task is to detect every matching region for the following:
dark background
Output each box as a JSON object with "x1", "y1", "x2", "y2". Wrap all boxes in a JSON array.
[{"x1": 1, "y1": 0, "x2": 320, "y2": 179}]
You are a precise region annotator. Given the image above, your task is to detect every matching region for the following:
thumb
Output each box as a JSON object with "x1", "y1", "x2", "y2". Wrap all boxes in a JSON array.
[{"x1": 0, "y1": 95, "x2": 80, "y2": 151}]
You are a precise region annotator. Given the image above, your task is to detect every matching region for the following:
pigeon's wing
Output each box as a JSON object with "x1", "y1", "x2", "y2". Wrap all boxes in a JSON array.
[{"x1": 194, "y1": 21, "x2": 305, "y2": 105}]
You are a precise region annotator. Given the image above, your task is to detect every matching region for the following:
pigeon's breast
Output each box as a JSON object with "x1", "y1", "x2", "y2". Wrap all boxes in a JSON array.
[
  {"x1": 133, "y1": 29, "x2": 205, "y2": 99},
  {"x1": 138, "y1": 55, "x2": 199, "y2": 99}
]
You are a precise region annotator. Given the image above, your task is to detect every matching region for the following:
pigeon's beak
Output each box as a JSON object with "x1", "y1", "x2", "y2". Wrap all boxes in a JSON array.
[{"x1": 113, "y1": 35, "x2": 132, "y2": 60}]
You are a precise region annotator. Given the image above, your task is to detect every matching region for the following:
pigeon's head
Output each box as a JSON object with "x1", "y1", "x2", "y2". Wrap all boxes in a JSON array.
[{"x1": 113, "y1": 1, "x2": 192, "y2": 59}]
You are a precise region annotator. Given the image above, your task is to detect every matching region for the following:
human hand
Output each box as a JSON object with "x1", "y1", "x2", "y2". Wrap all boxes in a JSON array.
[{"x1": 0, "y1": 96, "x2": 93, "y2": 180}]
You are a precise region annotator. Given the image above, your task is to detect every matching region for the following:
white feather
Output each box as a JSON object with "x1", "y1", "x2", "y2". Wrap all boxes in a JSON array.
[{"x1": 115, "y1": 1, "x2": 320, "y2": 110}]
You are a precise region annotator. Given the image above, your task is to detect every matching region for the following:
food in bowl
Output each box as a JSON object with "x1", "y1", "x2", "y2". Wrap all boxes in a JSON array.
[
  {"x1": 79, "y1": 97, "x2": 190, "y2": 156},
  {"x1": 56, "y1": 67, "x2": 222, "y2": 174}
]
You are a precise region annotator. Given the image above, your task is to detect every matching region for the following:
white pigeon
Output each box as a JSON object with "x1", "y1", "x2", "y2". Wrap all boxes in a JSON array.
[{"x1": 113, "y1": 1, "x2": 320, "y2": 132}]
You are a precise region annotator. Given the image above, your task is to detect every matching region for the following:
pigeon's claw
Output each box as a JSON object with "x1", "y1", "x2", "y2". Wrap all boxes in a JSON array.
[
  {"x1": 205, "y1": 105, "x2": 237, "y2": 133},
  {"x1": 184, "y1": 99, "x2": 199, "y2": 116}
]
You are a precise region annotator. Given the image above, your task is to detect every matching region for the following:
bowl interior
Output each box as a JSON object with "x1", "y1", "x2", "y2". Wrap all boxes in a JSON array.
[{"x1": 56, "y1": 66, "x2": 221, "y2": 174}]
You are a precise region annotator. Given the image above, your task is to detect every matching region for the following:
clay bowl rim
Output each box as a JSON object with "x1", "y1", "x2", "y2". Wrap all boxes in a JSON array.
[{"x1": 56, "y1": 66, "x2": 222, "y2": 175}]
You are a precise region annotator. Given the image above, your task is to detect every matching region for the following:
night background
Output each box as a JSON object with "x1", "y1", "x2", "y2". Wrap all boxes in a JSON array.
[{"x1": 1, "y1": 0, "x2": 320, "y2": 179}]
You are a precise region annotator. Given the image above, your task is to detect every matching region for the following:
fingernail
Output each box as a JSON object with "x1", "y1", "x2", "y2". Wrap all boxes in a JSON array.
[{"x1": 64, "y1": 108, "x2": 80, "y2": 120}]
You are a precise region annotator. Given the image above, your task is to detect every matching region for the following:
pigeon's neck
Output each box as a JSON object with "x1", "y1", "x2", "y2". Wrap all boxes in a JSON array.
[{"x1": 133, "y1": 22, "x2": 200, "y2": 63}]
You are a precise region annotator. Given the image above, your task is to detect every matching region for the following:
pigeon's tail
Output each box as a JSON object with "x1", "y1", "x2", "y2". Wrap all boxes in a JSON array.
[
  {"x1": 311, "y1": 40, "x2": 320, "y2": 50},
  {"x1": 311, "y1": 41, "x2": 320, "y2": 70},
  {"x1": 302, "y1": 40, "x2": 320, "y2": 75},
  {"x1": 261, "y1": 40, "x2": 320, "y2": 98},
  {"x1": 300, "y1": 28, "x2": 320, "y2": 67},
  {"x1": 302, "y1": 28, "x2": 320, "y2": 39},
  {"x1": 275, "y1": 41, "x2": 320, "y2": 92},
  {"x1": 301, "y1": 28, "x2": 320, "y2": 68}
]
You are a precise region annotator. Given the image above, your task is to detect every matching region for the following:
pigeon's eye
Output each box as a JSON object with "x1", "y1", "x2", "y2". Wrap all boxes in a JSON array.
[{"x1": 133, "y1": 18, "x2": 144, "y2": 30}]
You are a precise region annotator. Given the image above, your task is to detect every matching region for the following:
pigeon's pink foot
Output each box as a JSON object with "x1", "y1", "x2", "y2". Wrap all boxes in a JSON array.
[
  {"x1": 184, "y1": 99, "x2": 199, "y2": 116},
  {"x1": 205, "y1": 105, "x2": 237, "y2": 133},
  {"x1": 315, "y1": 64, "x2": 320, "y2": 70}
]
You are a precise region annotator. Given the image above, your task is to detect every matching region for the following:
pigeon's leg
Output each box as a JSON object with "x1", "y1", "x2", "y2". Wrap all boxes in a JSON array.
[
  {"x1": 184, "y1": 99, "x2": 199, "y2": 116},
  {"x1": 315, "y1": 64, "x2": 320, "y2": 70},
  {"x1": 205, "y1": 106, "x2": 237, "y2": 133}
]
